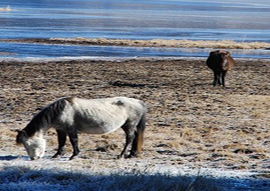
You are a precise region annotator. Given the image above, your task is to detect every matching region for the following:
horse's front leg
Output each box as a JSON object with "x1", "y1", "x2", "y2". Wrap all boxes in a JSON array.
[
  {"x1": 213, "y1": 72, "x2": 218, "y2": 86},
  {"x1": 67, "y1": 129, "x2": 80, "y2": 160},
  {"x1": 221, "y1": 71, "x2": 227, "y2": 87},
  {"x1": 52, "y1": 130, "x2": 67, "y2": 158}
]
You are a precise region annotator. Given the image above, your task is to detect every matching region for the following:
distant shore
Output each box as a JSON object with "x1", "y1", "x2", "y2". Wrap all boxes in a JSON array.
[
  {"x1": 0, "y1": 6, "x2": 11, "y2": 11},
  {"x1": 1, "y1": 38, "x2": 270, "y2": 50}
]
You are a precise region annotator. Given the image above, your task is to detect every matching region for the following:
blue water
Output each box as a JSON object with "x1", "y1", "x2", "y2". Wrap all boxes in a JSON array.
[
  {"x1": 1, "y1": 42, "x2": 270, "y2": 59},
  {"x1": 0, "y1": 0, "x2": 270, "y2": 58}
]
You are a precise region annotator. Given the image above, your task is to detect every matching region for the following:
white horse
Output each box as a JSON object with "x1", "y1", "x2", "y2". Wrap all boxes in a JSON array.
[{"x1": 16, "y1": 97, "x2": 147, "y2": 160}]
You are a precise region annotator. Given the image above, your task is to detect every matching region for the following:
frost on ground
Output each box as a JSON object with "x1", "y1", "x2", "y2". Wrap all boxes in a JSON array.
[{"x1": 0, "y1": 153, "x2": 269, "y2": 191}]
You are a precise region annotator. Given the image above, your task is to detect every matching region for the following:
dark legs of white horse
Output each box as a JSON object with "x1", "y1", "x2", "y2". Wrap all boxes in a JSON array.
[
  {"x1": 130, "y1": 131, "x2": 139, "y2": 156},
  {"x1": 119, "y1": 114, "x2": 146, "y2": 159},
  {"x1": 118, "y1": 125, "x2": 136, "y2": 159},
  {"x1": 68, "y1": 129, "x2": 80, "y2": 160},
  {"x1": 53, "y1": 129, "x2": 80, "y2": 160},
  {"x1": 52, "y1": 130, "x2": 67, "y2": 158}
]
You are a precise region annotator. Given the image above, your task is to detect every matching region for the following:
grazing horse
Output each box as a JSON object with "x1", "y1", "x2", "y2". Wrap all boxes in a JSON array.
[
  {"x1": 206, "y1": 50, "x2": 235, "y2": 87},
  {"x1": 16, "y1": 97, "x2": 147, "y2": 160}
]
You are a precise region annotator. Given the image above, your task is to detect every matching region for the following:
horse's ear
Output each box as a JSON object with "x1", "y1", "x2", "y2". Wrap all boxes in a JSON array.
[
  {"x1": 209, "y1": 51, "x2": 215, "y2": 56},
  {"x1": 225, "y1": 51, "x2": 230, "y2": 56}
]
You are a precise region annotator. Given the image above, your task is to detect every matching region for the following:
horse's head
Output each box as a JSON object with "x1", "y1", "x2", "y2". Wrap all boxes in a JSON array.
[
  {"x1": 209, "y1": 50, "x2": 230, "y2": 60},
  {"x1": 16, "y1": 130, "x2": 46, "y2": 160}
]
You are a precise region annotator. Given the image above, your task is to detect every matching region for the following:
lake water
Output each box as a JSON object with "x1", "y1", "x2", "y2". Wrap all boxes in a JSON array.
[{"x1": 0, "y1": 0, "x2": 270, "y2": 59}]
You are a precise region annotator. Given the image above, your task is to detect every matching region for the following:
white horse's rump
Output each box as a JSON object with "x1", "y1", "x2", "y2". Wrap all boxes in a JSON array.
[{"x1": 16, "y1": 97, "x2": 147, "y2": 160}]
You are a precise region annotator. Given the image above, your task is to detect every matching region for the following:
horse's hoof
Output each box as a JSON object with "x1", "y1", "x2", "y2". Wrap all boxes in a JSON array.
[
  {"x1": 69, "y1": 155, "x2": 78, "y2": 160},
  {"x1": 117, "y1": 154, "x2": 128, "y2": 159},
  {"x1": 52, "y1": 153, "x2": 63, "y2": 159},
  {"x1": 117, "y1": 155, "x2": 123, "y2": 159},
  {"x1": 127, "y1": 154, "x2": 137, "y2": 159}
]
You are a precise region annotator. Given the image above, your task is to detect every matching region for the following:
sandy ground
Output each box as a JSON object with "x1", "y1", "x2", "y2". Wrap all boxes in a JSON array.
[{"x1": 1, "y1": 57, "x2": 270, "y2": 189}]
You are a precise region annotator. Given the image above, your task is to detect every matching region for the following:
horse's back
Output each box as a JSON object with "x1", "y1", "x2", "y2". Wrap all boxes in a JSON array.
[
  {"x1": 73, "y1": 97, "x2": 145, "y2": 113},
  {"x1": 112, "y1": 97, "x2": 146, "y2": 111}
]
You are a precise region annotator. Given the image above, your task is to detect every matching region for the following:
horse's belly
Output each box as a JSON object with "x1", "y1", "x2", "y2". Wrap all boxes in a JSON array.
[
  {"x1": 76, "y1": 118, "x2": 124, "y2": 135},
  {"x1": 79, "y1": 124, "x2": 120, "y2": 134}
]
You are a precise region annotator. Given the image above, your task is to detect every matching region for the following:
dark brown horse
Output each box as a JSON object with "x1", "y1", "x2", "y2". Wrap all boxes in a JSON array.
[{"x1": 206, "y1": 50, "x2": 235, "y2": 87}]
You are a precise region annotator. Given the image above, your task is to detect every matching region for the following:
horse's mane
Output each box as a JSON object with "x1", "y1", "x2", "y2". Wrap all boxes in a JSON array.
[{"x1": 23, "y1": 97, "x2": 70, "y2": 137}]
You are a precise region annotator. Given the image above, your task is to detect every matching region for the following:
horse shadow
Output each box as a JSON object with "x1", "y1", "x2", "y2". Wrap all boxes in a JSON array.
[
  {"x1": 1, "y1": 165, "x2": 269, "y2": 191},
  {"x1": 0, "y1": 155, "x2": 25, "y2": 161}
]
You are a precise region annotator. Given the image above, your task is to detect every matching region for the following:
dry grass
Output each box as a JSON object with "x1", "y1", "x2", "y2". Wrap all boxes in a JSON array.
[
  {"x1": 1, "y1": 38, "x2": 270, "y2": 49},
  {"x1": 1, "y1": 58, "x2": 270, "y2": 183},
  {"x1": 52, "y1": 38, "x2": 270, "y2": 49}
]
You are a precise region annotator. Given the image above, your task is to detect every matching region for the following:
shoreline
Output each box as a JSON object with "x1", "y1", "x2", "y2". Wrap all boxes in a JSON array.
[
  {"x1": 1, "y1": 38, "x2": 270, "y2": 60},
  {"x1": 1, "y1": 56, "x2": 270, "y2": 63},
  {"x1": 1, "y1": 38, "x2": 270, "y2": 50}
]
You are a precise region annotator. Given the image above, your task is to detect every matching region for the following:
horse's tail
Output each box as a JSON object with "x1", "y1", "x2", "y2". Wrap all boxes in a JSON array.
[{"x1": 131, "y1": 111, "x2": 146, "y2": 156}]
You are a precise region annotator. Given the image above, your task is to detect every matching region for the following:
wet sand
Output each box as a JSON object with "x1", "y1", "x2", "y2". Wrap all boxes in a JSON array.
[{"x1": 1, "y1": 57, "x2": 270, "y2": 182}]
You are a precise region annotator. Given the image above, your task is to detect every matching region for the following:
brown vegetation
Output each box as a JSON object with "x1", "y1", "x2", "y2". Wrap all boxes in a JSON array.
[
  {"x1": 1, "y1": 38, "x2": 270, "y2": 49},
  {"x1": 0, "y1": 58, "x2": 270, "y2": 177}
]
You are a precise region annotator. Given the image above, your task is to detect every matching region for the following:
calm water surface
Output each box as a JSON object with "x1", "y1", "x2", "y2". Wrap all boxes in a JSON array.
[{"x1": 0, "y1": 0, "x2": 269, "y2": 58}]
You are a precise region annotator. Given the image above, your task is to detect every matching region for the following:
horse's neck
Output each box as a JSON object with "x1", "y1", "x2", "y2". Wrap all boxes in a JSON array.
[{"x1": 24, "y1": 125, "x2": 46, "y2": 138}]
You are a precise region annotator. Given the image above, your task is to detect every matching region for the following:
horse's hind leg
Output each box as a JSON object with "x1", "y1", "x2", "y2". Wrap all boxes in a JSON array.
[
  {"x1": 118, "y1": 126, "x2": 135, "y2": 159},
  {"x1": 52, "y1": 130, "x2": 67, "y2": 158},
  {"x1": 67, "y1": 129, "x2": 80, "y2": 160},
  {"x1": 130, "y1": 131, "x2": 144, "y2": 158},
  {"x1": 130, "y1": 131, "x2": 139, "y2": 157},
  {"x1": 130, "y1": 113, "x2": 146, "y2": 158}
]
